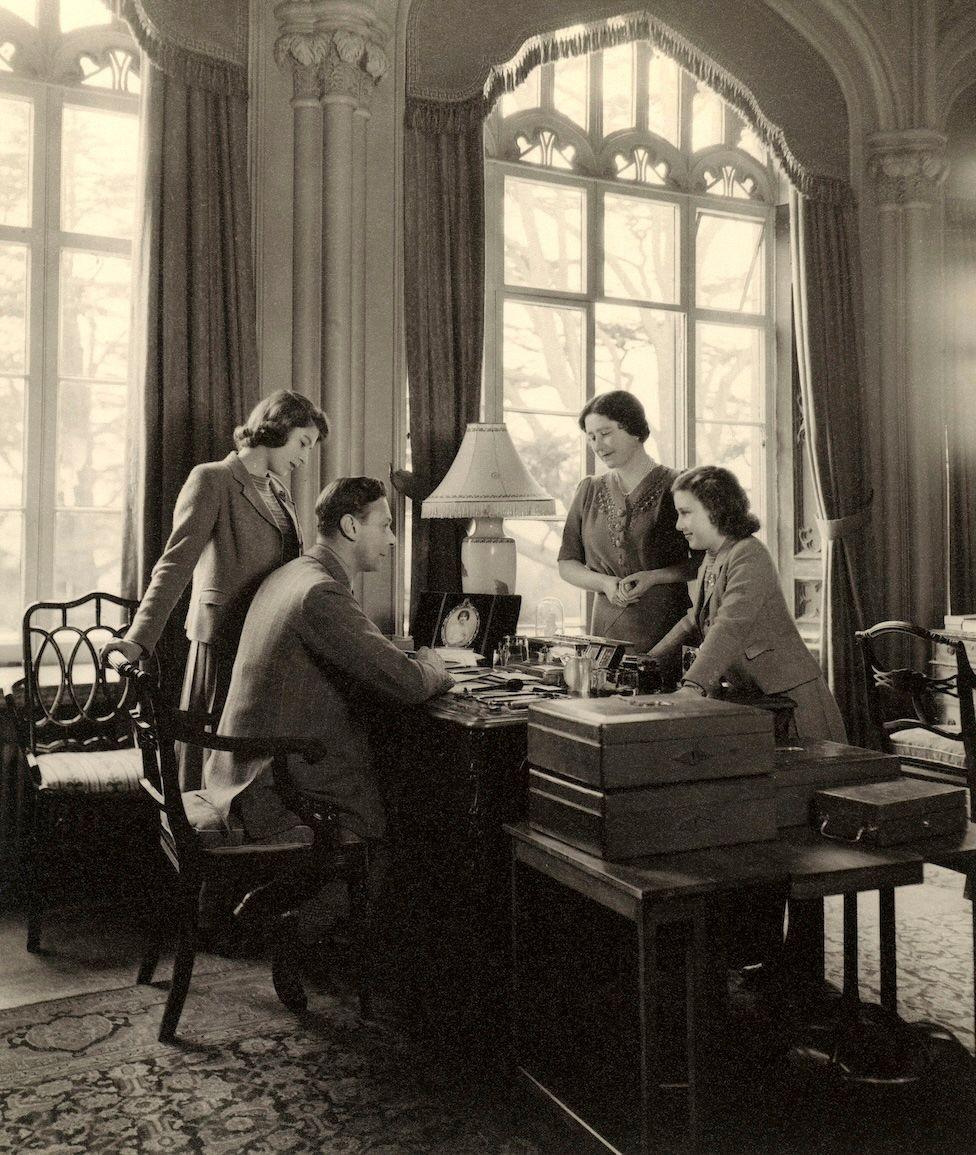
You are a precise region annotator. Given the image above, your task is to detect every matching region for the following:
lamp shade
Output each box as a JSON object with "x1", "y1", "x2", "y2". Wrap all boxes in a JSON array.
[{"x1": 421, "y1": 423, "x2": 555, "y2": 519}]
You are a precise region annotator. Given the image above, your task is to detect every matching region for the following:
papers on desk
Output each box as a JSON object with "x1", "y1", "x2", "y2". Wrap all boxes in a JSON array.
[
  {"x1": 434, "y1": 646, "x2": 487, "y2": 668},
  {"x1": 446, "y1": 669, "x2": 544, "y2": 695}
]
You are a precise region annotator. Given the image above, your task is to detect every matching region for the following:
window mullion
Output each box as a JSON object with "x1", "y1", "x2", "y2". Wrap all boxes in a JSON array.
[
  {"x1": 682, "y1": 196, "x2": 694, "y2": 470},
  {"x1": 20, "y1": 80, "x2": 47, "y2": 622},
  {"x1": 36, "y1": 83, "x2": 62, "y2": 603}
]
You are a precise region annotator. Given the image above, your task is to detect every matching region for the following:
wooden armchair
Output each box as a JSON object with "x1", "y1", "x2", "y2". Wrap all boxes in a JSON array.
[
  {"x1": 855, "y1": 620, "x2": 976, "y2": 811},
  {"x1": 112, "y1": 657, "x2": 373, "y2": 1043},
  {"x1": 4, "y1": 592, "x2": 151, "y2": 952}
]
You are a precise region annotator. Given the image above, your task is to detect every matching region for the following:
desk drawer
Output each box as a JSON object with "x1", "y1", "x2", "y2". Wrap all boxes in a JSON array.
[{"x1": 528, "y1": 767, "x2": 777, "y2": 860}]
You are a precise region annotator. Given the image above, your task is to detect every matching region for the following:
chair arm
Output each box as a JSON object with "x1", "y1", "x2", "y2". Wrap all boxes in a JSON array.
[{"x1": 169, "y1": 722, "x2": 328, "y2": 765}]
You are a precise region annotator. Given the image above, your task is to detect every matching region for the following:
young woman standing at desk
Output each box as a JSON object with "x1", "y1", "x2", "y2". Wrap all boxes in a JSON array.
[
  {"x1": 101, "y1": 389, "x2": 329, "y2": 786},
  {"x1": 558, "y1": 391, "x2": 700, "y2": 682},
  {"x1": 652, "y1": 464, "x2": 846, "y2": 742}
]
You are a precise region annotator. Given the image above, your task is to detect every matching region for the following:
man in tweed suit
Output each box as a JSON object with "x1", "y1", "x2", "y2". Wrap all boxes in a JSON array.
[{"x1": 205, "y1": 477, "x2": 452, "y2": 843}]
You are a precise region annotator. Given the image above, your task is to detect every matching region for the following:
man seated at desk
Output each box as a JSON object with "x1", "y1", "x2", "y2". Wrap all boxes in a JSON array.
[{"x1": 204, "y1": 476, "x2": 452, "y2": 920}]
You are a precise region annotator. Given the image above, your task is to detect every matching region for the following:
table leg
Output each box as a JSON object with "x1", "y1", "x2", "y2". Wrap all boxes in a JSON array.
[
  {"x1": 971, "y1": 870, "x2": 976, "y2": 1054},
  {"x1": 842, "y1": 892, "x2": 859, "y2": 1000},
  {"x1": 686, "y1": 910, "x2": 721, "y2": 1154},
  {"x1": 785, "y1": 897, "x2": 825, "y2": 985},
  {"x1": 878, "y1": 886, "x2": 897, "y2": 1014}
]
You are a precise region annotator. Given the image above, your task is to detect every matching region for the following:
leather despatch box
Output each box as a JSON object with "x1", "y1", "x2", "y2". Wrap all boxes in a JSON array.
[
  {"x1": 527, "y1": 766, "x2": 777, "y2": 859},
  {"x1": 774, "y1": 741, "x2": 901, "y2": 828},
  {"x1": 813, "y1": 778, "x2": 968, "y2": 846},
  {"x1": 526, "y1": 694, "x2": 774, "y2": 790}
]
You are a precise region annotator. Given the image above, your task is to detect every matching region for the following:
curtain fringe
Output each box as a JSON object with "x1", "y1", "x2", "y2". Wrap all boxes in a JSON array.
[
  {"x1": 407, "y1": 9, "x2": 853, "y2": 205},
  {"x1": 121, "y1": 0, "x2": 247, "y2": 96}
]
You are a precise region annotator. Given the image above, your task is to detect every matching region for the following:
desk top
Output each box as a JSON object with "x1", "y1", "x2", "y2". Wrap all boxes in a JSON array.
[{"x1": 506, "y1": 822, "x2": 936, "y2": 907}]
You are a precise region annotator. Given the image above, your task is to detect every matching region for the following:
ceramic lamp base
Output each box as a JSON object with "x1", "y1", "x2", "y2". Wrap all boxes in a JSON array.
[{"x1": 461, "y1": 517, "x2": 516, "y2": 595}]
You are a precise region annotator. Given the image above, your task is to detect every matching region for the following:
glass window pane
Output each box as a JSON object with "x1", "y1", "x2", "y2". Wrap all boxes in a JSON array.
[
  {"x1": 692, "y1": 82, "x2": 723, "y2": 152},
  {"x1": 595, "y1": 304, "x2": 679, "y2": 465},
  {"x1": 647, "y1": 51, "x2": 680, "y2": 145},
  {"x1": 509, "y1": 518, "x2": 585, "y2": 633},
  {"x1": 57, "y1": 379, "x2": 126, "y2": 507},
  {"x1": 504, "y1": 409, "x2": 582, "y2": 516},
  {"x1": 61, "y1": 105, "x2": 138, "y2": 238},
  {"x1": 59, "y1": 249, "x2": 131, "y2": 380},
  {"x1": 694, "y1": 423, "x2": 764, "y2": 519},
  {"x1": 3, "y1": 0, "x2": 36, "y2": 24},
  {"x1": 603, "y1": 192, "x2": 678, "y2": 303},
  {"x1": 53, "y1": 510, "x2": 122, "y2": 600},
  {"x1": 500, "y1": 70, "x2": 540, "y2": 117},
  {"x1": 696, "y1": 212, "x2": 764, "y2": 313},
  {"x1": 60, "y1": 0, "x2": 112, "y2": 31},
  {"x1": 0, "y1": 376, "x2": 25, "y2": 506},
  {"x1": 696, "y1": 322, "x2": 764, "y2": 424},
  {"x1": 0, "y1": 241, "x2": 29, "y2": 374},
  {"x1": 0, "y1": 510, "x2": 22, "y2": 647},
  {"x1": 602, "y1": 43, "x2": 633, "y2": 135},
  {"x1": 0, "y1": 95, "x2": 32, "y2": 227},
  {"x1": 503, "y1": 300, "x2": 584, "y2": 415},
  {"x1": 553, "y1": 55, "x2": 588, "y2": 129},
  {"x1": 504, "y1": 176, "x2": 584, "y2": 293}
]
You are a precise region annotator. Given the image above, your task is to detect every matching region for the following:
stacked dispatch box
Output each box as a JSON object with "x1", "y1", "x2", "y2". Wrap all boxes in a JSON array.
[
  {"x1": 526, "y1": 695, "x2": 776, "y2": 860},
  {"x1": 773, "y1": 741, "x2": 900, "y2": 828}
]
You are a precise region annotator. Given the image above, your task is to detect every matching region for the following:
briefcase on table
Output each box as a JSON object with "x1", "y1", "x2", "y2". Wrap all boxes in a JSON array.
[
  {"x1": 774, "y1": 741, "x2": 901, "y2": 828},
  {"x1": 526, "y1": 695, "x2": 776, "y2": 859},
  {"x1": 813, "y1": 778, "x2": 968, "y2": 846}
]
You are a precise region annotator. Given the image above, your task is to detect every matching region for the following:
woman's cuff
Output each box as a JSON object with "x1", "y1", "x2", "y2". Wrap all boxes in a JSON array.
[{"x1": 680, "y1": 679, "x2": 707, "y2": 696}]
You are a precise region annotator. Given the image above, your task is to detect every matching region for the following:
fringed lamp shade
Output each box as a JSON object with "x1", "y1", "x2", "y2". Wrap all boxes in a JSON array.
[{"x1": 421, "y1": 423, "x2": 555, "y2": 595}]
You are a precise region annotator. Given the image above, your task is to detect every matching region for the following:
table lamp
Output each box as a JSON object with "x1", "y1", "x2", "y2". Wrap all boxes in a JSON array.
[{"x1": 421, "y1": 422, "x2": 555, "y2": 595}]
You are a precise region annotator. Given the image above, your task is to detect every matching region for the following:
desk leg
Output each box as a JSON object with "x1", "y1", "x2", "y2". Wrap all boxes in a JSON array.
[
  {"x1": 878, "y1": 886, "x2": 897, "y2": 1014},
  {"x1": 637, "y1": 904, "x2": 660, "y2": 1155}
]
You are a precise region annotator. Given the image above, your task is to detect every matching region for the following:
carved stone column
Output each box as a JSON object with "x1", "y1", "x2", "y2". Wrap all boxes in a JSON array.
[
  {"x1": 867, "y1": 129, "x2": 949, "y2": 627},
  {"x1": 275, "y1": 0, "x2": 389, "y2": 497}
]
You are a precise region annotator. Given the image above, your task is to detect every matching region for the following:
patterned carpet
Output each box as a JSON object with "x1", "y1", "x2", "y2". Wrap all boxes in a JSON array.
[
  {"x1": 0, "y1": 962, "x2": 539, "y2": 1154},
  {"x1": 0, "y1": 867, "x2": 974, "y2": 1154}
]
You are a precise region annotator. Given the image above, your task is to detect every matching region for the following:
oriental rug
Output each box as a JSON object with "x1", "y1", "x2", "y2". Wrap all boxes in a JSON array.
[{"x1": 0, "y1": 962, "x2": 539, "y2": 1153}]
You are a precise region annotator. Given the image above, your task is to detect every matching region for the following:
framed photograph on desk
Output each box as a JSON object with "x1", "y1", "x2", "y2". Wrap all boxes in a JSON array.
[{"x1": 413, "y1": 591, "x2": 521, "y2": 662}]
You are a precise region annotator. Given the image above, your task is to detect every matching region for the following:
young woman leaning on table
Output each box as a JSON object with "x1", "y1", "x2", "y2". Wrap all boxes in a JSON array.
[
  {"x1": 557, "y1": 391, "x2": 701, "y2": 684},
  {"x1": 100, "y1": 390, "x2": 330, "y2": 787},
  {"x1": 650, "y1": 464, "x2": 846, "y2": 743}
]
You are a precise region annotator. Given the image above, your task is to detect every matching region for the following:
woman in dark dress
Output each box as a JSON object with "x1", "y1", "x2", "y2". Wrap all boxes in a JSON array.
[{"x1": 558, "y1": 391, "x2": 700, "y2": 679}]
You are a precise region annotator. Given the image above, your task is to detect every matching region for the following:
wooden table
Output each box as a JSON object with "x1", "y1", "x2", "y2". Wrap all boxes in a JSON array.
[{"x1": 507, "y1": 822, "x2": 929, "y2": 1155}]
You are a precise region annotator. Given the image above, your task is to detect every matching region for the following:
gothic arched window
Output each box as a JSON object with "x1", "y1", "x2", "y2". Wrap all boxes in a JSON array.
[
  {"x1": 0, "y1": 0, "x2": 139, "y2": 654},
  {"x1": 483, "y1": 36, "x2": 790, "y2": 631}
]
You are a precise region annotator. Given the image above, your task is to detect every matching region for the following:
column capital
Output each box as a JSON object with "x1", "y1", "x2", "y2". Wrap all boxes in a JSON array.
[
  {"x1": 866, "y1": 129, "x2": 950, "y2": 210},
  {"x1": 274, "y1": 0, "x2": 389, "y2": 109}
]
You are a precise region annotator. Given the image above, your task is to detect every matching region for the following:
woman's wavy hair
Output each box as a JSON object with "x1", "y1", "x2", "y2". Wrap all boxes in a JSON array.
[
  {"x1": 671, "y1": 465, "x2": 761, "y2": 539},
  {"x1": 234, "y1": 390, "x2": 330, "y2": 449},
  {"x1": 578, "y1": 390, "x2": 650, "y2": 443}
]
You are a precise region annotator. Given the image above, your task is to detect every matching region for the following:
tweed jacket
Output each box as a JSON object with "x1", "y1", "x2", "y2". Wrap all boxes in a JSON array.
[
  {"x1": 126, "y1": 452, "x2": 301, "y2": 656},
  {"x1": 203, "y1": 544, "x2": 453, "y2": 838},
  {"x1": 650, "y1": 535, "x2": 823, "y2": 695}
]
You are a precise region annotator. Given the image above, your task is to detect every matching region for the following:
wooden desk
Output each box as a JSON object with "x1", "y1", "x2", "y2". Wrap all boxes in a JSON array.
[{"x1": 507, "y1": 822, "x2": 927, "y2": 1155}]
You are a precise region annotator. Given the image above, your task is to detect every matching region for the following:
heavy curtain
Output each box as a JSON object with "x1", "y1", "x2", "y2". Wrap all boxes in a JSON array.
[
  {"x1": 120, "y1": 0, "x2": 257, "y2": 692},
  {"x1": 946, "y1": 201, "x2": 976, "y2": 614},
  {"x1": 789, "y1": 190, "x2": 874, "y2": 743},
  {"x1": 399, "y1": 99, "x2": 485, "y2": 605}
]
